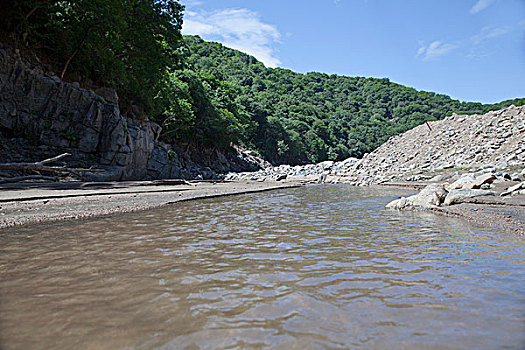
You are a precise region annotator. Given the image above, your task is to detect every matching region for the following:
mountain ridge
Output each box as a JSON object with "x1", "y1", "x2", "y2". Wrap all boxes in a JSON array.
[{"x1": 178, "y1": 35, "x2": 524, "y2": 165}]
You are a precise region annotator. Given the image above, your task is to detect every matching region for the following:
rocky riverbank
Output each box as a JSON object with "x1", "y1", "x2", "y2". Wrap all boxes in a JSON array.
[
  {"x1": 224, "y1": 105, "x2": 525, "y2": 234},
  {"x1": 0, "y1": 47, "x2": 264, "y2": 182},
  {"x1": 1, "y1": 43, "x2": 523, "y2": 233},
  {"x1": 225, "y1": 105, "x2": 525, "y2": 186}
]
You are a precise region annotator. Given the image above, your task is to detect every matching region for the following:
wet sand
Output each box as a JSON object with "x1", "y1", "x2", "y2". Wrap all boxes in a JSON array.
[{"x1": 432, "y1": 203, "x2": 525, "y2": 236}]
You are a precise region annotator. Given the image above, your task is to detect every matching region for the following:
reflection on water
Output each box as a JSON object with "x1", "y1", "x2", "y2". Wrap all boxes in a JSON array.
[{"x1": 1, "y1": 185, "x2": 524, "y2": 349}]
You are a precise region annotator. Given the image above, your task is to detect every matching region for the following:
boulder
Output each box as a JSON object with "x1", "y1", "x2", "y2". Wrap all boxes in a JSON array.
[
  {"x1": 464, "y1": 173, "x2": 496, "y2": 189},
  {"x1": 447, "y1": 174, "x2": 476, "y2": 190},
  {"x1": 386, "y1": 183, "x2": 447, "y2": 210},
  {"x1": 274, "y1": 173, "x2": 287, "y2": 181},
  {"x1": 500, "y1": 181, "x2": 525, "y2": 197},
  {"x1": 443, "y1": 189, "x2": 496, "y2": 205}
]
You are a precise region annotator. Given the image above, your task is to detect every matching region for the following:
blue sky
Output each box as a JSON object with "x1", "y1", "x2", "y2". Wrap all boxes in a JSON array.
[{"x1": 181, "y1": 0, "x2": 525, "y2": 104}]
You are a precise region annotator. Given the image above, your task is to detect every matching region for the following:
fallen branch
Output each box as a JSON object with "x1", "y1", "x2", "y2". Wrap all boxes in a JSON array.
[
  {"x1": 0, "y1": 153, "x2": 104, "y2": 174},
  {"x1": 0, "y1": 175, "x2": 58, "y2": 184},
  {"x1": 39, "y1": 153, "x2": 71, "y2": 165}
]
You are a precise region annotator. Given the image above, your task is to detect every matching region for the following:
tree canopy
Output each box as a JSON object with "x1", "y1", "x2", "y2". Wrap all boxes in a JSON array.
[
  {"x1": 179, "y1": 35, "x2": 524, "y2": 164},
  {"x1": 0, "y1": 0, "x2": 184, "y2": 115},
  {"x1": 1, "y1": 4, "x2": 523, "y2": 164}
]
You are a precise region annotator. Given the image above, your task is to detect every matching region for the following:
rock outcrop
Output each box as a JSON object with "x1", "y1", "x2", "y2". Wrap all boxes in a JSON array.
[{"x1": 0, "y1": 48, "x2": 261, "y2": 181}]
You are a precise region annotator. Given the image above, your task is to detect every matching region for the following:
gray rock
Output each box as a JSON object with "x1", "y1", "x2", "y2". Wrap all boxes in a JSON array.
[
  {"x1": 464, "y1": 173, "x2": 496, "y2": 189},
  {"x1": 500, "y1": 181, "x2": 525, "y2": 197},
  {"x1": 443, "y1": 189, "x2": 496, "y2": 205},
  {"x1": 429, "y1": 174, "x2": 444, "y2": 182},
  {"x1": 386, "y1": 183, "x2": 447, "y2": 210},
  {"x1": 95, "y1": 87, "x2": 119, "y2": 105},
  {"x1": 84, "y1": 166, "x2": 124, "y2": 182},
  {"x1": 274, "y1": 174, "x2": 287, "y2": 181},
  {"x1": 448, "y1": 174, "x2": 476, "y2": 190}
]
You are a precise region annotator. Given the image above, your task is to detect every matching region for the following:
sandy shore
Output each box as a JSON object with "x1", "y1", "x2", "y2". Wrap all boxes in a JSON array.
[{"x1": 0, "y1": 180, "x2": 303, "y2": 229}]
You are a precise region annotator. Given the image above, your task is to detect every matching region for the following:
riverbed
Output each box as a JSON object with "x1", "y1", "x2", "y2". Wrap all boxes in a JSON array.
[{"x1": 1, "y1": 185, "x2": 524, "y2": 349}]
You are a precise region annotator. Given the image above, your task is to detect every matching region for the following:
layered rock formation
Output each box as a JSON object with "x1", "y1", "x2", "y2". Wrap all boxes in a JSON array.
[{"x1": 0, "y1": 49, "x2": 259, "y2": 181}]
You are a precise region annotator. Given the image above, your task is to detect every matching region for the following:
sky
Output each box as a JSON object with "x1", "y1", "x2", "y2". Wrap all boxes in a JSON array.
[{"x1": 181, "y1": 0, "x2": 525, "y2": 104}]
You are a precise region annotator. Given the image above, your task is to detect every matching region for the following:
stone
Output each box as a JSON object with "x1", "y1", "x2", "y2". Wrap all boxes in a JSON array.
[
  {"x1": 386, "y1": 183, "x2": 447, "y2": 210},
  {"x1": 429, "y1": 174, "x2": 444, "y2": 182},
  {"x1": 386, "y1": 197, "x2": 409, "y2": 210},
  {"x1": 448, "y1": 174, "x2": 476, "y2": 190},
  {"x1": 274, "y1": 173, "x2": 287, "y2": 181},
  {"x1": 84, "y1": 166, "x2": 124, "y2": 182},
  {"x1": 77, "y1": 129, "x2": 100, "y2": 153},
  {"x1": 95, "y1": 87, "x2": 119, "y2": 105},
  {"x1": 464, "y1": 173, "x2": 496, "y2": 189},
  {"x1": 500, "y1": 181, "x2": 525, "y2": 197},
  {"x1": 443, "y1": 189, "x2": 496, "y2": 205}
]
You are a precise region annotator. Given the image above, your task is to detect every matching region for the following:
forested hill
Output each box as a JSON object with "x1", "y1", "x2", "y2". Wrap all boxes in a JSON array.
[
  {"x1": 177, "y1": 35, "x2": 524, "y2": 164},
  {"x1": 1, "y1": 0, "x2": 523, "y2": 167}
]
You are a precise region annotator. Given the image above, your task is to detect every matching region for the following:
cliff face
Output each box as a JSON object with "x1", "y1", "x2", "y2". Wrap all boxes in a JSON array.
[{"x1": 0, "y1": 49, "x2": 259, "y2": 180}]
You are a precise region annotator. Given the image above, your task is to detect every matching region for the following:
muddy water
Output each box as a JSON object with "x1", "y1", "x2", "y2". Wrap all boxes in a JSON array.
[{"x1": 1, "y1": 185, "x2": 524, "y2": 349}]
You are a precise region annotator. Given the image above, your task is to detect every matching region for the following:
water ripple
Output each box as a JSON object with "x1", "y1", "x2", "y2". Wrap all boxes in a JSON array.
[{"x1": 1, "y1": 185, "x2": 524, "y2": 349}]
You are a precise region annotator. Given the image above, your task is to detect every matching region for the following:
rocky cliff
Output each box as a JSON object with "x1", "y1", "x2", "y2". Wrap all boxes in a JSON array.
[{"x1": 0, "y1": 48, "x2": 260, "y2": 181}]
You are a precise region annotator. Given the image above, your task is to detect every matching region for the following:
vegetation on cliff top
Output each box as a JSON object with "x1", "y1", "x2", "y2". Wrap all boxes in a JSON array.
[
  {"x1": 0, "y1": 0, "x2": 184, "y2": 115},
  {"x1": 1, "y1": 1, "x2": 523, "y2": 165}
]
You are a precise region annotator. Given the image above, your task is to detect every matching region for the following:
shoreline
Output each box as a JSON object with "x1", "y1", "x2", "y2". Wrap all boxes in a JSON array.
[
  {"x1": 0, "y1": 180, "x2": 303, "y2": 230},
  {"x1": 1, "y1": 180, "x2": 523, "y2": 236},
  {"x1": 431, "y1": 204, "x2": 525, "y2": 236}
]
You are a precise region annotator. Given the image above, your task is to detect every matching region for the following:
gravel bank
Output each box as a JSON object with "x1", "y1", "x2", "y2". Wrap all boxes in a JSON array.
[{"x1": 0, "y1": 181, "x2": 302, "y2": 229}]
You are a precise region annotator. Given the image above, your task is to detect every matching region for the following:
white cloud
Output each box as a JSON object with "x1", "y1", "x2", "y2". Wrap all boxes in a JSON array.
[
  {"x1": 183, "y1": 0, "x2": 203, "y2": 8},
  {"x1": 471, "y1": 26, "x2": 510, "y2": 44},
  {"x1": 416, "y1": 45, "x2": 426, "y2": 57},
  {"x1": 417, "y1": 41, "x2": 459, "y2": 61},
  {"x1": 470, "y1": 0, "x2": 496, "y2": 14},
  {"x1": 182, "y1": 8, "x2": 282, "y2": 67}
]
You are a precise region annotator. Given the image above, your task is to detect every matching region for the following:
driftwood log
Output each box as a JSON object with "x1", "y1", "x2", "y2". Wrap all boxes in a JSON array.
[
  {"x1": 0, "y1": 175, "x2": 59, "y2": 184},
  {"x1": 0, "y1": 153, "x2": 104, "y2": 182}
]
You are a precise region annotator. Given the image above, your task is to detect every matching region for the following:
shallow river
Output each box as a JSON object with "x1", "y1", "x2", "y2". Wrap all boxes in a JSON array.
[{"x1": 1, "y1": 185, "x2": 524, "y2": 349}]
